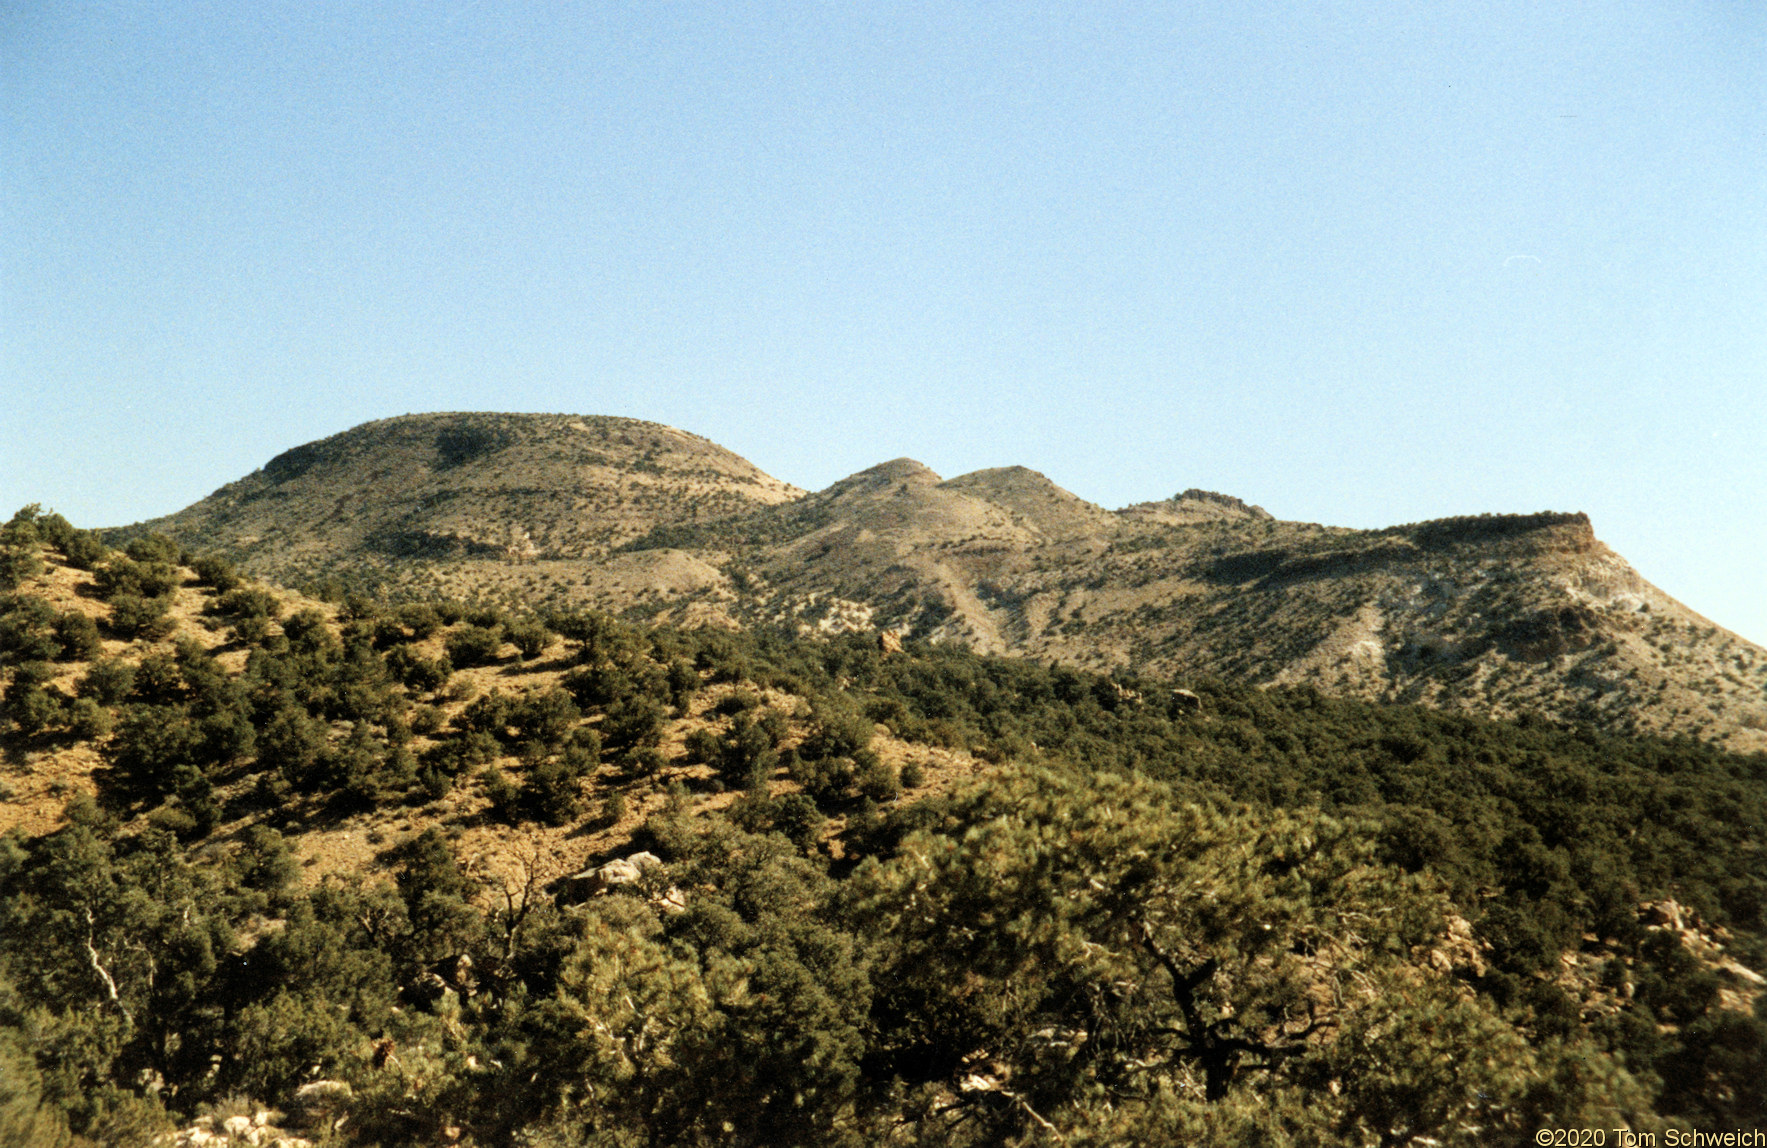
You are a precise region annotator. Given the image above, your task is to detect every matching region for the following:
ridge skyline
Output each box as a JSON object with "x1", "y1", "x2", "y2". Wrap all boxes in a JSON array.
[{"x1": 106, "y1": 411, "x2": 1767, "y2": 754}]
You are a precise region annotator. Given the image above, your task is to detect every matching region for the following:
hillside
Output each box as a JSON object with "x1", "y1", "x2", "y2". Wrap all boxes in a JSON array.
[
  {"x1": 127, "y1": 412, "x2": 802, "y2": 591},
  {"x1": 117, "y1": 414, "x2": 1767, "y2": 752},
  {"x1": 2, "y1": 512, "x2": 1764, "y2": 1143}
]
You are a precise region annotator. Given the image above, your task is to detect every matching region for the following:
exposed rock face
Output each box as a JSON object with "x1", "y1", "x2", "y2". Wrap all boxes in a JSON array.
[{"x1": 119, "y1": 414, "x2": 1767, "y2": 750}]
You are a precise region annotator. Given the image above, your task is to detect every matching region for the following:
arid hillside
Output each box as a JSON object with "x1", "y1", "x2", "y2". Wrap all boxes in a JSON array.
[
  {"x1": 116, "y1": 412, "x2": 1767, "y2": 751},
  {"x1": 128, "y1": 412, "x2": 802, "y2": 589},
  {"x1": 3, "y1": 518, "x2": 1764, "y2": 1142}
]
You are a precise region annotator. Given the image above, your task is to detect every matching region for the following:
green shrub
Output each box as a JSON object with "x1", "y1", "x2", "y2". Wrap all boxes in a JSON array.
[
  {"x1": 209, "y1": 587, "x2": 280, "y2": 620},
  {"x1": 770, "y1": 792, "x2": 825, "y2": 850},
  {"x1": 623, "y1": 746, "x2": 666, "y2": 777},
  {"x1": 800, "y1": 702, "x2": 874, "y2": 760},
  {"x1": 445, "y1": 625, "x2": 503, "y2": 668},
  {"x1": 386, "y1": 645, "x2": 452, "y2": 692},
  {"x1": 0, "y1": 505, "x2": 40, "y2": 545},
  {"x1": 483, "y1": 767, "x2": 521, "y2": 822},
  {"x1": 682, "y1": 727, "x2": 720, "y2": 765},
  {"x1": 67, "y1": 697, "x2": 113, "y2": 741},
  {"x1": 602, "y1": 695, "x2": 665, "y2": 749},
  {"x1": 506, "y1": 618, "x2": 549, "y2": 660},
  {"x1": 409, "y1": 704, "x2": 445, "y2": 735},
  {"x1": 0, "y1": 547, "x2": 43, "y2": 591},
  {"x1": 189, "y1": 554, "x2": 242, "y2": 592},
  {"x1": 124, "y1": 534, "x2": 182, "y2": 565},
  {"x1": 227, "y1": 615, "x2": 273, "y2": 646},
  {"x1": 789, "y1": 754, "x2": 856, "y2": 803},
  {"x1": 236, "y1": 825, "x2": 298, "y2": 894},
  {"x1": 53, "y1": 610, "x2": 102, "y2": 661},
  {"x1": 60, "y1": 530, "x2": 108, "y2": 570},
  {"x1": 521, "y1": 758, "x2": 585, "y2": 824},
  {"x1": 4, "y1": 680, "x2": 64, "y2": 736},
  {"x1": 106, "y1": 594, "x2": 175, "y2": 641},
  {"x1": 397, "y1": 603, "x2": 443, "y2": 640},
  {"x1": 855, "y1": 756, "x2": 901, "y2": 803},
  {"x1": 79, "y1": 658, "x2": 136, "y2": 704},
  {"x1": 510, "y1": 687, "x2": 581, "y2": 745},
  {"x1": 717, "y1": 713, "x2": 780, "y2": 789},
  {"x1": 0, "y1": 596, "x2": 59, "y2": 663}
]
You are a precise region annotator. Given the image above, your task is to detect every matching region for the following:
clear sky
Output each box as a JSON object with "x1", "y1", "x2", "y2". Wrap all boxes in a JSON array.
[{"x1": 4, "y1": 3, "x2": 1764, "y2": 644}]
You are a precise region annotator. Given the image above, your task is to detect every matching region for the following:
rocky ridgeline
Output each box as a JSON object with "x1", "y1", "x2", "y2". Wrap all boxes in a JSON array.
[{"x1": 106, "y1": 412, "x2": 1767, "y2": 750}]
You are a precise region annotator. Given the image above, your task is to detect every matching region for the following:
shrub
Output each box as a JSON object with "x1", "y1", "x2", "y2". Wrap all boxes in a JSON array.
[
  {"x1": 227, "y1": 615, "x2": 274, "y2": 646},
  {"x1": 855, "y1": 756, "x2": 901, "y2": 803},
  {"x1": 683, "y1": 728, "x2": 721, "y2": 765},
  {"x1": 506, "y1": 618, "x2": 550, "y2": 660},
  {"x1": 789, "y1": 754, "x2": 856, "y2": 803},
  {"x1": 106, "y1": 594, "x2": 175, "y2": 641},
  {"x1": 666, "y1": 660, "x2": 700, "y2": 706},
  {"x1": 67, "y1": 697, "x2": 114, "y2": 741},
  {"x1": 483, "y1": 767, "x2": 521, "y2": 822},
  {"x1": 900, "y1": 760, "x2": 927, "y2": 789},
  {"x1": 0, "y1": 547, "x2": 43, "y2": 591},
  {"x1": 510, "y1": 687, "x2": 581, "y2": 745},
  {"x1": 800, "y1": 702, "x2": 874, "y2": 760},
  {"x1": 4, "y1": 680, "x2": 64, "y2": 736},
  {"x1": 386, "y1": 645, "x2": 452, "y2": 692},
  {"x1": 94, "y1": 556, "x2": 173, "y2": 600},
  {"x1": 603, "y1": 695, "x2": 666, "y2": 749},
  {"x1": 210, "y1": 587, "x2": 280, "y2": 620},
  {"x1": 464, "y1": 605, "x2": 506, "y2": 629},
  {"x1": 622, "y1": 746, "x2": 667, "y2": 778},
  {"x1": 522, "y1": 758, "x2": 585, "y2": 824},
  {"x1": 717, "y1": 713, "x2": 780, "y2": 790},
  {"x1": 189, "y1": 554, "x2": 242, "y2": 592},
  {"x1": 53, "y1": 610, "x2": 102, "y2": 661},
  {"x1": 236, "y1": 825, "x2": 298, "y2": 893},
  {"x1": 0, "y1": 596, "x2": 59, "y2": 662},
  {"x1": 131, "y1": 653, "x2": 183, "y2": 705},
  {"x1": 124, "y1": 534, "x2": 182, "y2": 565},
  {"x1": 713, "y1": 689, "x2": 762, "y2": 717},
  {"x1": 60, "y1": 530, "x2": 108, "y2": 569},
  {"x1": 409, "y1": 705, "x2": 445, "y2": 735},
  {"x1": 281, "y1": 608, "x2": 338, "y2": 658},
  {"x1": 79, "y1": 658, "x2": 136, "y2": 704},
  {"x1": 445, "y1": 625, "x2": 504, "y2": 668},
  {"x1": 458, "y1": 690, "x2": 514, "y2": 737},
  {"x1": 771, "y1": 793, "x2": 825, "y2": 850},
  {"x1": 397, "y1": 603, "x2": 443, "y2": 640},
  {"x1": 258, "y1": 706, "x2": 327, "y2": 787}
]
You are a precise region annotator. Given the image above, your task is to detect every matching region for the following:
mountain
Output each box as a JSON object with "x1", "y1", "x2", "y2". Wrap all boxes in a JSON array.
[
  {"x1": 129, "y1": 410, "x2": 802, "y2": 580},
  {"x1": 7, "y1": 534, "x2": 1763, "y2": 1140},
  {"x1": 120, "y1": 412, "x2": 1767, "y2": 751}
]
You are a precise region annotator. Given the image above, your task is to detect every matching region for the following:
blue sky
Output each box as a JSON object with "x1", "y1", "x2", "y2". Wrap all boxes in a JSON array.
[{"x1": 4, "y1": 3, "x2": 1764, "y2": 644}]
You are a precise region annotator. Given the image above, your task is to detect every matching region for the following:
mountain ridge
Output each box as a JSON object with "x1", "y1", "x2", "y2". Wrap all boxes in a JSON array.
[{"x1": 114, "y1": 412, "x2": 1767, "y2": 751}]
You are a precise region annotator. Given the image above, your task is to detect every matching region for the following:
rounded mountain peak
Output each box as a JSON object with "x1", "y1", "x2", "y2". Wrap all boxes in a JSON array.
[
  {"x1": 941, "y1": 466, "x2": 1115, "y2": 539},
  {"x1": 824, "y1": 458, "x2": 944, "y2": 498}
]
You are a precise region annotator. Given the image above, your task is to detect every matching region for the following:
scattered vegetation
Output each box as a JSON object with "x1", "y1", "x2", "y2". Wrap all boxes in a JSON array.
[{"x1": 2, "y1": 509, "x2": 1763, "y2": 1144}]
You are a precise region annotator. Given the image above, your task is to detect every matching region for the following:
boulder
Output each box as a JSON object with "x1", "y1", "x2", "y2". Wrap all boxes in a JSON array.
[
  {"x1": 572, "y1": 851, "x2": 666, "y2": 895},
  {"x1": 287, "y1": 1081, "x2": 352, "y2": 1129}
]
